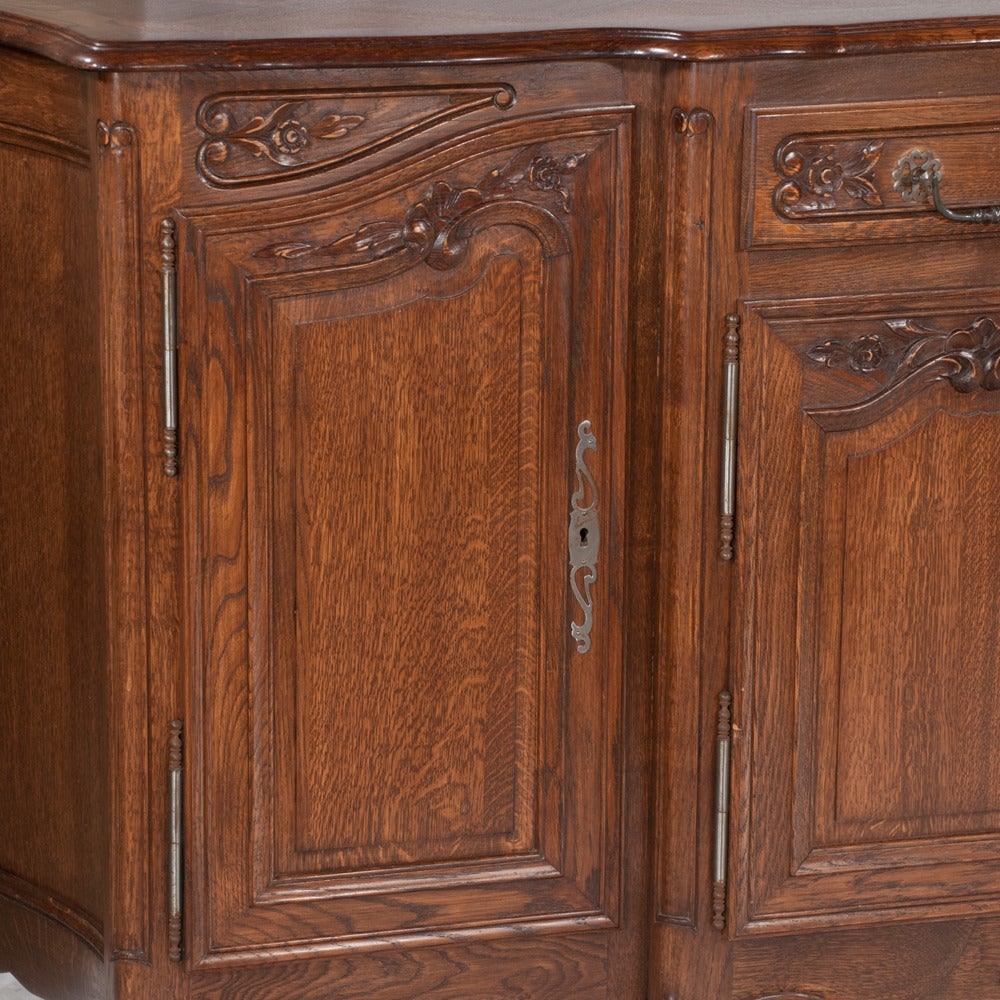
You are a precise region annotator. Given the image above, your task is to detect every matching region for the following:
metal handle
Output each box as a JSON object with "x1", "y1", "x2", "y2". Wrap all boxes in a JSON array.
[
  {"x1": 160, "y1": 218, "x2": 179, "y2": 476},
  {"x1": 893, "y1": 150, "x2": 1000, "y2": 224},
  {"x1": 568, "y1": 420, "x2": 599, "y2": 654},
  {"x1": 720, "y1": 315, "x2": 741, "y2": 561}
]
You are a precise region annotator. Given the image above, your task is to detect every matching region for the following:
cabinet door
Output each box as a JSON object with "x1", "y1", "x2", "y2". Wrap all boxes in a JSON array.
[
  {"x1": 732, "y1": 291, "x2": 1000, "y2": 937},
  {"x1": 181, "y1": 115, "x2": 629, "y2": 981}
]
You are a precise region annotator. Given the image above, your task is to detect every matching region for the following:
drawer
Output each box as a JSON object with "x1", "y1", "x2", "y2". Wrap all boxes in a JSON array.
[
  {"x1": 178, "y1": 62, "x2": 627, "y2": 203},
  {"x1": 745, "y1": 96, "x2": 1000, "y2": 249}
]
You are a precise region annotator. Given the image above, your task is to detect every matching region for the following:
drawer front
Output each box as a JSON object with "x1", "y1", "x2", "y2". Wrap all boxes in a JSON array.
[
  {"x1": 179, "y1": 62, "x2": 628, "y2": 204},
  {"x1": 746, "y1": 96, "x2": 1000, "y2": 248}
]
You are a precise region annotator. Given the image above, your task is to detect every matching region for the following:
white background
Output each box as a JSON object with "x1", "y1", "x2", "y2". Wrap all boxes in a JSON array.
[{"x1": 0, "y1": 975, "x2": 40, "y2": 998}]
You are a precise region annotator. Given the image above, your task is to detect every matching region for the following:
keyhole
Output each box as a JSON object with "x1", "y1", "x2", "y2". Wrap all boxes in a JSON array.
[{"x1": 579, "y1": 527, "x2": 589, "y2": 546}]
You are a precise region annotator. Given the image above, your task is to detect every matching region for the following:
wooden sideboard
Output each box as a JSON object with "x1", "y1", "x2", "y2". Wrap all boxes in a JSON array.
[{"x1": 2, "y1": 3, "x2": 1000, "y2": 998}]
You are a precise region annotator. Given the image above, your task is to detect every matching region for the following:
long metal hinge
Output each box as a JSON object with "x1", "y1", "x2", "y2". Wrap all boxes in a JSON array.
[
  {"x1": 168, "y1": 720, "x2": 183, "y2": 962},
  {"x1": 160, "y1": 218, "x2": 179, "y2": 477},
  {"x1": 712, "y1": 691, "x2": 732, "y2": 931},
  {"x1": 720, "y1": 314, "x2": 741, "y2": 560}
]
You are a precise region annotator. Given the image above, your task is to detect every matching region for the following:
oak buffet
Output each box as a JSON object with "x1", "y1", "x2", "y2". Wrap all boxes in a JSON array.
[{"x1": 2, "y1": 2, "x2": 1000, "y2": 998}]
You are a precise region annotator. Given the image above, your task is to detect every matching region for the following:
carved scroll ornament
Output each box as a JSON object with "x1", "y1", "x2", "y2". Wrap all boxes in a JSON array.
[
  {"x1": 808, "y1": 316, "x2": 1000, "y2": 394},
  {"x1": 254, "y1": 145, "x2": 586, "y2": 271},
  {"x1": 97, "y1": 119, "x2": 137, "y2": 154},
  {"x1": 774, "y1": 137, "x2": 884, "y2": 218},
  {"x1": 197, "y1": 85, "x2": 515, "y2": 187},
  {"x1": 671, "y1": 106, "x2": 714, "y2": 137}
]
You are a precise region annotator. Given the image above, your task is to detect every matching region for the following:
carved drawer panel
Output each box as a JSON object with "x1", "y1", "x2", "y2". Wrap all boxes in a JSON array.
[
  {"x1": 181, "y1": 63, "x2": 628, "y2": 202},
  {"x1": 193, "y1": 84, "x2": 515, "y2": 188},
  {"x1": 746, "y1": 96, "x2": 1000, "y2": 248}
]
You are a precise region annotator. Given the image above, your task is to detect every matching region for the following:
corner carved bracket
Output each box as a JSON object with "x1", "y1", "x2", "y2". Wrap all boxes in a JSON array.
[
  {"x1": 196, "y1": 85, "x2": 515, "y2": 187},
  {"x1": 97, "y1": 120, "x2": 137, "y2": 154},
  {"x1": 671, "y1": 107, "x2": 714, "y2": 137},
  {"x1": 773, "y1": 137, "x2": 883, "y2": 217},
  {"x1": 808, "y1": 316, "x2": 1000, "y2": 395},
  {"x1": 254, "y1": 144, "x2": 585, "y2": 271}
]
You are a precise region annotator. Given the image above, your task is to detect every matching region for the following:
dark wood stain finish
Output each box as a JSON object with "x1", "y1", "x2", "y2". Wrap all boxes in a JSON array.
[{"x1": 1, "y1": 4, "x2": 999, "y2": 999}]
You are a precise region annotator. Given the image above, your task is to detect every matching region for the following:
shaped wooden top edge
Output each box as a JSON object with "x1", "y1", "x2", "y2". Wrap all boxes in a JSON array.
[{"x1": 1, "y1": 10, "x2": 1000, "y2": 72}]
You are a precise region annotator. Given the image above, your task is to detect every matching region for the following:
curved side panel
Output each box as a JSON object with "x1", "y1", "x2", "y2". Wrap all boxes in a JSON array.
[{"x1": 0, "y1": 893, "x2": 106, "y2": 1000}]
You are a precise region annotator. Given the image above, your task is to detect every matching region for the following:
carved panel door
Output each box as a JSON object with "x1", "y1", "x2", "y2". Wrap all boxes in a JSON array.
[
  {"x1": 180, "y1": 113, "x2": 631, "y2": 993},
  {"x1": 731, "y1": 291, "x2": 1000, "y2": 939}
]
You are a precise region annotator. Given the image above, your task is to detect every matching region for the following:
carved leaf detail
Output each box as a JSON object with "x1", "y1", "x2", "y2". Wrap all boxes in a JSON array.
[
  {"x1": 314, "y1": 112, "x2": 366, "y2": 139},
  {"x1": 807, "y1": 316, "x2": 1000, "y2": 394},
  {"x1": 808, "y1": 334, "x2": 885, "y2": 373},
  {"x1": 774, "y1": 138, "x2": 884, "y2": 217},
  {"x1": 196, "y1": 85, "x2": 516, "y2": 187},
  {"x1": 253, "y1": 145, "x2": 586, "y2": 271},
  {"x1": 253, "y1": 242, "x2": 322, "y2": 260}
]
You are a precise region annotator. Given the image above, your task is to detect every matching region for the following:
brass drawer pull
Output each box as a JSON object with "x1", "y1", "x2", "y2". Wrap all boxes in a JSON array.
[{"x1": 893, "y1": 149, "x2": 1000, "y2": 224}]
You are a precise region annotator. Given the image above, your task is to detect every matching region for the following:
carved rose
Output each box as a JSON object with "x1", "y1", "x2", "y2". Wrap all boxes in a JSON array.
[
  {"x1": 272, "y1": 119, "x2": 308, "y2": 156},
  {"x1": 526, "y1": 154, "x2": 584, "y2": 210},
  {"x1": 805, "y1": 152, "x2": 844, "y2": 197},
  {"x1": 774, "y1": 139, "x2": 883, "y2": 216},
  {"x1": 808, "y1": 334, "x2": 885, "y2": 373},
  {"x1": 848, "y1": 335, "x2": 886, "y2": 371},
  {"x1": 808, "y1": 316, "x2": 1000, "y2": 398}
]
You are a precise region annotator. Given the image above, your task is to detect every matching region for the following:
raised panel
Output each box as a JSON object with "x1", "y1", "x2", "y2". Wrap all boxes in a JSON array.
[
  {"x1": 270, "y1": 256, "x2": 539, "y2": 874},
  {"x1": 734, "y1": 292, "x2": 1000, "y2": 934},
  {"x1": 831, "y1": 412, "x2": 1000, "y2": 832},
  {"x1": 183, "y1": 117, "x2": 629, "y2": 968}
]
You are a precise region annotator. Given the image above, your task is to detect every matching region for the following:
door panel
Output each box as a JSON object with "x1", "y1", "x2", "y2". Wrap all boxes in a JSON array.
[
  {"x1": 734, "y1": 292, "x2": 1000, "y2": 934},
  {"x1": 182, "y1": 116, "x2": 629, "y2": 968}
]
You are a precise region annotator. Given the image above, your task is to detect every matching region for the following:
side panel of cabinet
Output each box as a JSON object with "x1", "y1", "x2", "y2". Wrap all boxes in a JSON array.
[
  {"x1": 0, "y1": 50, "x2": 110, "y2": 999},
  {"x1": 181, "y1": 113, "x2": 630, "y2": 989},
  {"x1": 732, "y1": 291, "x2": 1000, "y2": 936}
]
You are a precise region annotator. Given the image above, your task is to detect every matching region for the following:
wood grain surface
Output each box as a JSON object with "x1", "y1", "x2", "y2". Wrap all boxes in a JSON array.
[
  {"x1": 3, "y1": 1, "x2": 1000, "y2": 69},
  {"x1": 3, "y1": 5, "x2": 1000, "y2": 998},
  {"x1": 0, "y1": 49, "x2": 107, "y2": 973}
]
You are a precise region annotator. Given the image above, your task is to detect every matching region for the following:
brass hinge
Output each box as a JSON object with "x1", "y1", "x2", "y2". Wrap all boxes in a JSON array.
[
  {"x1": 720, "y1": 314, "x2": 741, "y2": 560},
  {"x1": 160, "y1": 219, "x2": 179, "y2": 477},
  {"x1": 712, "y1": 691, "x2": 732, "y2": 931},
  {"x1": 168, "y1": 721, "x2": 183, "y2": 962}
]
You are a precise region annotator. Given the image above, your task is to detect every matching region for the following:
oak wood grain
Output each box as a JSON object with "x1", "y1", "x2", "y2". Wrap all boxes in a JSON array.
[
  {"x1": 0, "y1": 52, "x2": 108, "y2": 975},
  {"x1": 3, "y1": 3, "x2": 1000, "y2": 70},
  {"x1": 4, "y1": 9, "x2": 1000, "y2": 999},
  {"x1": 179, "y1": 109, "x2": 633, "y2": 987}
]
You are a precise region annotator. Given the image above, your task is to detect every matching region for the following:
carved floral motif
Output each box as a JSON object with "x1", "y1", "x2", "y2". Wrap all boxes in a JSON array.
[
  {"x1": 254, "y1": 145, "x2": 586, "y2": 271},
  {"x1": 808, "y1": 334, "x2": 886, "y2": 373},
  {"x1": 774, "y1": 138, "x2": 884, "y2": 218},
  {"x1": 808, "y1": 316, "x2": 1000, "y2": 394},
  {"x1": 196, "y1": 85, "x2": 515, "y2": 187},
  {"x1": 198, "y1": 100, "x2": 365, "y2": 174}
]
